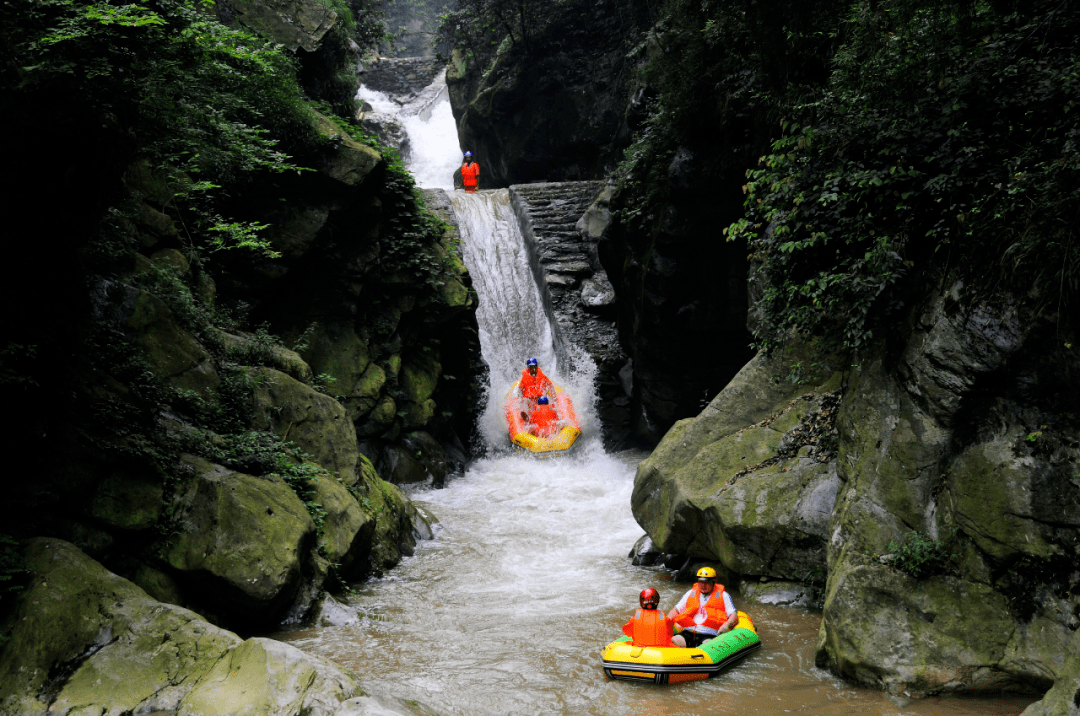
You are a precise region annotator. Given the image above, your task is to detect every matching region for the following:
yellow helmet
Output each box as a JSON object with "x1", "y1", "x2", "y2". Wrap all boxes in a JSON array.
[{"x1": 695, "y1": 566, "x2": 717, "y2": 581}]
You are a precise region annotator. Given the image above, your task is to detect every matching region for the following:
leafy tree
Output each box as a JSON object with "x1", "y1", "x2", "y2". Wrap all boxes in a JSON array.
[{"x1": 726, "y1": 0, "x2": 1080, "y2": 353}]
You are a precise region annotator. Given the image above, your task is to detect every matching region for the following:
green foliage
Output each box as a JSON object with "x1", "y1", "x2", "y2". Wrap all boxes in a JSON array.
[
  {"x1": 727, "y1": 0, "x2": 1080, "y2": 353},
  {"x1": 4, "y1": 0, "x2": 321, "y2": 267},
  {"x1": 317, "y1": 111, "x2": 455, "y2": 297},
  {"x1": 437, "y1": 0, "x2": 568, "y2": 63},
  {"x1": 198, "y1": 431, "x2": 330, "y2": 535},
  {"x1": 887, "y1": 528, "x2": 959, "y2": 579}
]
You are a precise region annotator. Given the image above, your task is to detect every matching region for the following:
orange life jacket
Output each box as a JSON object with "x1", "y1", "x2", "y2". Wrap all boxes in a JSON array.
[
  {"x1": 622, "y1": 609, "x2": 674, "y2": 648},
  {"x1": 461, "y1": 161, "x2": 480, "y2": 187},
  {"x1": 673, "y1": 584, "x2": 729, "y2": 632},
  {"x1": 529, "y1": 403, "x2": 559, "y2": 437},
  {"x1": 519, "y1": 368, "x2": 552, "y2": 399}
]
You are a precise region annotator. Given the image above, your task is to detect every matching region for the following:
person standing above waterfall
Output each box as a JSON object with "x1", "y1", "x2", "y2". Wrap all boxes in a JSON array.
[
  {"x1": 623, "y1": 588, "x2": 687, "y2": 648},
  {"x1": 461, "y1": 151, "x2": 480, "y2": 193},
  {"x1": 667, "y1": 567, "x2": 738, "y2": 648}
]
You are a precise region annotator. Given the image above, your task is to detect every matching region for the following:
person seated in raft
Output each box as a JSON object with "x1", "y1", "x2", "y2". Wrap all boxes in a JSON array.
[
  {"x1": 667, "y1": 566, "x2": 738, "y2": 649},
  {"x1": 461, "y1": 151, "x2": 480, "y2": 193},
  {"x1": 623, "y1": 588, "x2": 687, "y2": 648},
  {"x1": 517, "y1": 357, "x2": 554, "y2": 420},
  {"x1": 526, "y1": 396, "x2": 561, "y2": 437}
]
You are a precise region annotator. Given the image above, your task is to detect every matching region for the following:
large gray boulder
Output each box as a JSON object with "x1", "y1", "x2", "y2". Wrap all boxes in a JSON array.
[
  {"x1": 252, "y1": 366, "x2": 360, "y2": 486},
  {"x1": 219, "y1": 0, "x2": 338, "y2": 52},
  {"x1": 632, "y1": 348, "x2": 842, "y2": 578},
  {"x1": 0, "y1": 539, "x2": 366, "y2": 716},
  {"x1": 165, "y1": 454, "x2": 316, "y2": 626}
]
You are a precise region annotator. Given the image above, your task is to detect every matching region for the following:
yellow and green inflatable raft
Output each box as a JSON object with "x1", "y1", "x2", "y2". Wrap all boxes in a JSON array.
[{"x1": 601, "y1": 611, "x2": 761, "y2": 684}]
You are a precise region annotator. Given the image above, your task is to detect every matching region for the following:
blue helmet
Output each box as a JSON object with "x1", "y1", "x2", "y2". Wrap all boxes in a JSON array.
[
  {"x1": 526, "y1": 358, "x2": 538, "y2": 366},
  {"x1": 464, "y1": 151, "x2": 473, "y2": 158},
  {"x1": 537, "y1": 396, "x2": 549, "y2": 405}
]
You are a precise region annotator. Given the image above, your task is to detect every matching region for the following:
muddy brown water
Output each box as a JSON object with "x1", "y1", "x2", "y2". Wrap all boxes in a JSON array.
[{"x1": 277, "y1": 449, "x2": 1036, "y2": 716}]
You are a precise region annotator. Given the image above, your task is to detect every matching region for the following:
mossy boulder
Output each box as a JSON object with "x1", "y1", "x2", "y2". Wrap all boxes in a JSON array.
[
  {"x1": 220, "y1": 0, "x2": 338, "y2": 52},
  {"x1": 299, "y1": 321, "x2": 372, "y2": 394},
  {"x1": 345, "y1": 362, "x2": 387, "y2": 423},
  {"x1": 215, "y1": 329, "x2": 314, "y2": 384},
  {"x1": 251, "y1": 366, "x2": 358, "y2": 486},
  {"x1": 165, "y1": 454, "x2": 315, "y2": 627},
  {"x1": 817, "y1": 286, "x2": 1078, "y2": 694},
  {"x1": 309, "y1": 470, "x2": 374, "y2": 575},
  {"x1": 1017, "y1": 628, "x2": 1080, "y2": 716},
  {"x1": 0, "y1": 538, "x2": 241, "y2": 716},
  {"x1": 354, "y1": 453, "x2": 421, "y2": 574},
  {"x1": 125, "y1": 288, "x2": 219, "y2": 395},
  {"x1": 266, "y1": 202, "x2": 331, "y2": 260},
  {"x1": 312, "y1": 111, "x2": 383, "y2": 189},
  {"x1": 177, "y1": 637, "x2": 361, "y2": 716},
  {"x1": 816, "y1": 556, "x2": 1052, "y2": 696},
  {"x1": 357, "y1": 394, "x2": 397, "y2": 438},
  {"x1": 632, "y1": 348, "x2": 842, "y2": 578},
  {"x1": 0, "y1": 539, "x2": 371, "y2": 716}
]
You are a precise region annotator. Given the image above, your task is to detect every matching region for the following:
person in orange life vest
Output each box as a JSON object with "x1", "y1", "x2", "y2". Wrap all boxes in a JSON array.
[
  {"x1": 517, "y1": 357, "x2": 554, "y2": 420},
  {"x1": 623, "y1": 588, "x2": 687, "y2": 648},
  {"x1": 527, "y1": 396, "x2": 560, "y2": 437},
  {"x1": 667, "y1": 566, "x2": 737, "y2": 649},
  {"x1": 461, "y1": 151, "x2": 480, "y2": 193}
]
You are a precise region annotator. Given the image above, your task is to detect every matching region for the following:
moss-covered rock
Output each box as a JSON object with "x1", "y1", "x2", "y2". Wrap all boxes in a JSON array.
[
  {"x1": 251, "y1": 366, "x2": 358, "y2": 485},
  {"x1": 309, "y1": 470, "x2": 374, "y2": 575},
  {"x1": 0, "y1": 539, "x2": 372, "y2": 716},
  {"x1": 357, "y1": 394, "x2": 397, "y2": 438},
  {"x1": 312, "y1": 111, "x2": 383, "y2": 189},
  {"x1": 219, "y1": 0, "x2": 338, "y2": 53},
  {"x1": 178, "y1": 636, "x2": 362, "y2": 716},
  {"x1": 816, "y1": 286, "x2": 1079, "y2": 694},
  {"x1": 354, "y1": 453, "x2": 420, "y2": 574},
  {"x1": 300, "y1": 321, "x2": 372, "y2": 394},
  {"x1": 1017, "y1": 628, "x2": 1080, "y2": 716},
  {"x1": 0, "y1": 538, "x2": 241, "y2": 716},
  {"x1": 165, "y1": 454, "x2": 315, "y2": 626},
  {"x1": 346, "y1": 361, "x2": 387, "y2": 423},
  {"x1": 215, "y1": 329, "x2": 314, "y2": 384},
  {"x1": 632, "y1": 348, "x2": 842, "y2": 577},
  {"x1": 126, "y1": 289, "x2": 219, "y2": 395},
  {"x1": 816, "y1": 556, "x2": 1040, "y2": 696}
]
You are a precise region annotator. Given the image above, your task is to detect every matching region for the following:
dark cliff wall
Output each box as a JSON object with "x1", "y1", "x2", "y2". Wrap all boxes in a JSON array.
[{"x1": 445, "y1": 0, "x2": 649, "y2": 188}]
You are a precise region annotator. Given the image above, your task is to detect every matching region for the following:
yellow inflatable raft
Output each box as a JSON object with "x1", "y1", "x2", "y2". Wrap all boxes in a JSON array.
[
  {"x1": 601, "y1": 611, "x2": 761, "y2": 684},
  {"x1": 504, "y1": 380, "x2": 581, "y2": 457}
]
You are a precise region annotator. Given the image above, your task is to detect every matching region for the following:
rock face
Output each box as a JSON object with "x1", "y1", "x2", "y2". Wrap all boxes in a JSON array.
[
  {"x1": 508, "y1": 181, "x2": 632, "y2": 448},
  {"x1": 216, "y1": 0, "x2": 338, "y2": 52},
  {"x1": 0, "y1": 539, "x2": 440, "y2": 716},
  {"x1": 634, "y1": 282, "x2": 1080, "y2": 699},
  {"x1": 633, "y1": 348, "x2": 842, "y2": 579},
  {"x1": 445, "y1": 0, "x2": 648, "y2": 187}
]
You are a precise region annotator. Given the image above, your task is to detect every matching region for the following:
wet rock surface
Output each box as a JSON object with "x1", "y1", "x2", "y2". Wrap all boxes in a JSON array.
[
  {"x1": 0, "y1": 539, "x2": 444, "y2": 716},
  {"x1": 634, "y1": 281, "x2": 1080, "y2": 698}
]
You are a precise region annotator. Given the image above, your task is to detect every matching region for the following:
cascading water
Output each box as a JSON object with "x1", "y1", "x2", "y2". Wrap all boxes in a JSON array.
[{"x1": 278, "y1": 69, "x2": 1034, "y2": 716}]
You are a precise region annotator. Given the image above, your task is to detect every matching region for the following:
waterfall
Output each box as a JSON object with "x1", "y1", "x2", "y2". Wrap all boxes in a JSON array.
[{"x1": 361, "y1": 69, "x2": 597, "y2": 452}]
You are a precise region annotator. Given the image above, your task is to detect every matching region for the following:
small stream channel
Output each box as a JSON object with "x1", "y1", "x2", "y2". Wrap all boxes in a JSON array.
[{"x1": 278, "y1": 69, "x2": 1036, "y2": 716}]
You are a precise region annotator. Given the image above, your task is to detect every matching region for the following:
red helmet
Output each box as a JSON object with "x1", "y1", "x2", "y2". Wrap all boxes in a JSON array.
[{"x1": 639, "y1": 588, "x2": 660, "y2": 609}]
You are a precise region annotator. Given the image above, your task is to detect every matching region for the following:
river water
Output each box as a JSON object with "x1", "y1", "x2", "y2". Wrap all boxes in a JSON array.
[{"x1": 277, "y1": 71, "x2": 1037, "y2": 716}]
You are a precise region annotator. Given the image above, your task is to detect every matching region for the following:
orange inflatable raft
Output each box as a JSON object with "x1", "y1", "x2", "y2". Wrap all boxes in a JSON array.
[{"x1": 504, "y1": 380, "x2": 581, "y2": 457}]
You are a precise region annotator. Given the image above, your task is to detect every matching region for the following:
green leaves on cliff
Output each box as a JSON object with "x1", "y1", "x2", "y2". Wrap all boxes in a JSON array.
[
  {"x1": 726, "y1": 0, "x2": 1080, "y2": 353},
  {"x1": 886, "y1": 529, "x2": 959, "y2": 580}
]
